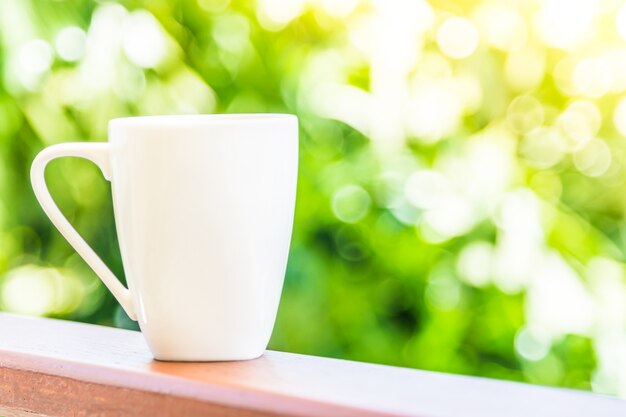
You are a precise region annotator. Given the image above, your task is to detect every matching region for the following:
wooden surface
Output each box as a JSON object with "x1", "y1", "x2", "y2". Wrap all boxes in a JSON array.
[{"x1": 0, "y1": 313, "x2": 625, "y2": 417}]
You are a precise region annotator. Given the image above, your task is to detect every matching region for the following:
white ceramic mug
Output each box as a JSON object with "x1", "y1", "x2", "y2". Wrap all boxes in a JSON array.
[{"x1": 31, "y1": 114, "x2": 298, "y2": 361}]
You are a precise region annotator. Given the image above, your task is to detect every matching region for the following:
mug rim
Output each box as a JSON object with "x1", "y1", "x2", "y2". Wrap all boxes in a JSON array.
[{"x1": 109, "y1": 113, "x2": 296, "y2": 127}]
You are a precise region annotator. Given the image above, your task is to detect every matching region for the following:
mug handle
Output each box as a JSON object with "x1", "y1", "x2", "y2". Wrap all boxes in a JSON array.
[{"x1": 31, "y1": 143, "x2": 137, "y2": 321}]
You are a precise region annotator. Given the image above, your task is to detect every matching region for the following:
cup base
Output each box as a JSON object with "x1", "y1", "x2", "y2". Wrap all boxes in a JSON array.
[{"x1": 151, "y1": 350, "x2": 266, "y2": 362}]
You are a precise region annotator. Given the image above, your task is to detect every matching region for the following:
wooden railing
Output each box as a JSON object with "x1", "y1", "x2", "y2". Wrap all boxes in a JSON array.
[{"x1": 0, "y1": 313, "x2": 624, "y2": 417}]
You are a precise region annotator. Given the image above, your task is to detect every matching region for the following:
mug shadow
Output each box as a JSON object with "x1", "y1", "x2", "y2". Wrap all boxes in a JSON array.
[{"x1": 147, "y1": 351, "x2": 280, "y2": 389}]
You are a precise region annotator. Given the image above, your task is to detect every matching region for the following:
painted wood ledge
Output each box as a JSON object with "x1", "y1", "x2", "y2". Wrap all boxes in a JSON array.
[{"x1": 0, "y1": 313, "x2": 625, "y2": 417}]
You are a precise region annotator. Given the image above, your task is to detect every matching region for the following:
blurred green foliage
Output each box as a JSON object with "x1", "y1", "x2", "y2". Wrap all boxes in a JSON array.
[{"x1": 2, "y1": 0, "x2": 626, "y2": 396}]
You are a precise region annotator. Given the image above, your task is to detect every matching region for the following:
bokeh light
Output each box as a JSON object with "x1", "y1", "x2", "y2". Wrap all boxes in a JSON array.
[
  {"x1": 474, "y1": 3, "x2": 527, "y2": 52},
  {"x1": 515, "y1": 326, "x2": 552, "y2": 362},
  {"x1": 613, "y1": 97, "x2": 626, "y2": 136},
  {"x1": 520, "y1": 127, "x2": 567, "y2": 169},
  {"x1": 558, "y1": 100, "x2": 602, "y2": 150},
  {"x1": 573, "y1": 139, "x2": 612, "y2": 177},
  {"x1": 122, "y1": 10, "x2": 167, "y2": 68},
  {"x1": 1, "y1": 265, "x2": 84, "y2": 316},
  {"x1": 436, "y1": 17, "x2": 479, "y2": 59},
  {"x1": 258, "y1": 0, "x2": 307, "y2": 29},
  {"x1": 55, "y1": 27, "x2": 87, "y2": 62},
  {"x1": 19, "y1": 39, "x2": 53, "y2": 74},
  {"x1": 332, "y1": 184, "x2": 372, "y2": 223},
  {"x1": 505, "y1": 47, "x2": 546, "y2": 91},
  {"x1": 456, "y1": 241, "x2": 493, "y2": 288},
  {"x1": 534, "y1": 0, "x2": 596, "y2": 51},
  {"x1": 617, "y1": 2, "x2": 626, "y2": 41}
]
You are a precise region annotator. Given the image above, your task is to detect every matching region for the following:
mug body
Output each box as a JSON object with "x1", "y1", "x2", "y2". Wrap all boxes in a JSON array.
[{"x1": 108, "y1": 115, "x2": 298, "y2": 361}]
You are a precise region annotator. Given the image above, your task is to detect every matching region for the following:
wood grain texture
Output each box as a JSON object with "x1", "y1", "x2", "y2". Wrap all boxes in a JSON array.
[{"x1": 0, "y1": 313, "x2": 625, "y2": 417}]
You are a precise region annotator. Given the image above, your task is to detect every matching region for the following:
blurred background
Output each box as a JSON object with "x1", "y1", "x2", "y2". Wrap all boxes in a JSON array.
[{"x1": 1, "y1": 0, "x2": 626, "y2": 396}]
